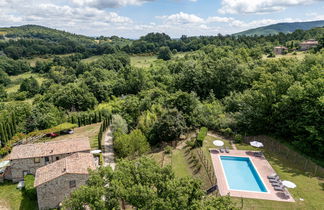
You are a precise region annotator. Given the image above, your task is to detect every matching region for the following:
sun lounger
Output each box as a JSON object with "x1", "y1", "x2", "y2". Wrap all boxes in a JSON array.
[
  {"x1": 225, "y1": 147, "x2": 230, "y2": 153},
  {"x1": 254, "y1": 152, "x2": 263, "y2": 157},
  {"x1": 269, "y1": 177, "x2": 280, "y2": 183},
  {"x1": 220, "y1": 148, "x2": 225, "y2": 153},
  {"x1": 274, "y1": 186, "x2": 284, "y2": 191},
  {"x1": 267, "y1": 173, "x2": 278, "y2": 179},
  {"x1": 271, "y1": 182, "x2": 282, "y2": 187}
]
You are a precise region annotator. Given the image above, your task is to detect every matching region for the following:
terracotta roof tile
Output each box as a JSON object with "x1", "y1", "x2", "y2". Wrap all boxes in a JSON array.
[
  {"x1": 9, "y1": 138, "x2": 90, "y2": 160},
  {"x1": 34, "y1": 153, "x2": 95, "y2": 187}
]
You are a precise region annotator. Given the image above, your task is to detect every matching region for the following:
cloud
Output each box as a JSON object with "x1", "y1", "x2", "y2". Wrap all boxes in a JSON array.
[
  {"x1": 206, "y1": 16, "x2": 234, "y2": 23},
  {"x1": 0, "y1": 0, "x2": 323, "y2": 38},
  {"x1": 219, "y1": 0, "x2": 324, "y2": 14},
  {"x1": 70, "y1": 0, "x2": 154, "y2": 8},
  {"x1": 157, "y1": 12, "x2": 204, "y2": 24}
]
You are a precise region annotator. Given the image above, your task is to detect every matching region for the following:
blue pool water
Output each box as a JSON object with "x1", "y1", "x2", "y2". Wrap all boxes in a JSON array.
[{"x1": 220, "y1": 156, "x2": 267, "y2": 192}]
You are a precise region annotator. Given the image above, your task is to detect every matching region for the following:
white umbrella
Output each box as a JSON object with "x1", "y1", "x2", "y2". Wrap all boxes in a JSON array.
[
  {"x1": 282, "y1": 180, "x2": 296, "y2": 188},
  {"x1": 90, "y1": 150, "x2": 102, "y2": 154},
  {"x1": 250, "y1": 141, "x2": 264, "y2": 148},
  {"x1": 213, "y1": 140, "x2": 224, "y2": 147}
]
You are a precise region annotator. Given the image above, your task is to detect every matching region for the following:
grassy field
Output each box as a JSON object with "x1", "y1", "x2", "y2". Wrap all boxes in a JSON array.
[
  {"x1": 82, "y1": 54, "x2": 159, "y2": 68},
  {"x1": 24, "y1": 57, "x2": 52, "y2": 67},
  {"x1": 81, "y1": 55, "x2": 103, "y2": 64},
  {"x1": 171, "y1": 149, "x2": 192, "y2": 178},
  {"x1": 0, "y1": 181, "x2": 38, "y2": 210},
  {"x1": 130, "y1": 55, "x2": 158, "y2": 68},
  {"x1": 5, "y1": 72, "x2": 46, "y2": 94},
  {"x1": 51, "y1": 123, "x2": 101, "y2": 150},
  {"x1": 263, "y1": 51, "x2": 306, "y2": 60}
]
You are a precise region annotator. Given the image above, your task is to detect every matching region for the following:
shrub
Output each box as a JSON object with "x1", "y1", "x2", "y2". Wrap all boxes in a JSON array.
[
  {"x1": 185, "y1": 139, "x2": 196, "y2": 148},
  {"x1": 196, "y1": 127, "x2": 208, "y2": 147},
  {"x1": 23, "y1": 174, "x2": 37, "y2": 200},
  {"x1": 234, "y1": 134, "x2": 243, "y2": 143},
  {"x1": 164, "y1": 145, "x2": 172, "y2": 154},
  {"x1": 219, "y1": 127, "x2": 233, "y2": 137}
]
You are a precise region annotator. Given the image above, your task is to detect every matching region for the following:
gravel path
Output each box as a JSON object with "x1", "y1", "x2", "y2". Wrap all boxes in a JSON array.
[{"x1": 102, "y1": 127, "x2": 115, "y2": 170}]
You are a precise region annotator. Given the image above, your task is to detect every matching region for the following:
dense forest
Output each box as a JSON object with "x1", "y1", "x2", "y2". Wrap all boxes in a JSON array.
[{"x1": 0, "y1": 25, "x2": 323, "y2": 164}]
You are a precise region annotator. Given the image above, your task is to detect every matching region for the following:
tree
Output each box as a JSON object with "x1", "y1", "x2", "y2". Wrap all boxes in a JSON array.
[
  {"x1": 43, "y1": 83, "x2": 98, "y2": 111},
  {"x1": 152, "y1": 109, "x2": 187, "y2": 144},
  {"x1": 157, "y1": 46, "x2": 172, "y2": 61},
  {"x1": 19, "y1": 77, "x2": 40, "y2": 97},
  {"x1": 111, "y1": 114, "x2": 128, "y2": 135},
  {"x1": 0, "y1": 85, "x2": 7, "y2": 101},
  {"x1": 114, "y1": 129, "x2": 150, "y2": 159},
  {"x1": 26, "y1": 102, "x2": 64, "y2": 132},
  {"x1": 64, "y1": 157, "x2": 237, "y2": 210},
  {"x1": 0, "y1": 70, "x2": 10, "y2": 86}
]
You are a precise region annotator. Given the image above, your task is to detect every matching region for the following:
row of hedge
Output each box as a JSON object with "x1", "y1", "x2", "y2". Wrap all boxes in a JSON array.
[{"x1": 196, "y1": 127, "x2": 208, "y2": 147}]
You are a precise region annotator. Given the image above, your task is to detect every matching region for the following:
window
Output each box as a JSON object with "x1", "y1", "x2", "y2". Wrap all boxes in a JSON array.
[
  {"x1": 34, "y1": 157, "x2": 40, "y2": 163},
  {"x1": 56, "y1": 157, "x2": 60, "y2": 161},
  {"x1": 69, "y1": 180, "x2": 76, "y2": 188},
  {"x1": 23, "y1": 170, "x2": 29, "y2": 177},
  {"x1": 45, "y1": 157, "x2": 49, "y2": 162}
]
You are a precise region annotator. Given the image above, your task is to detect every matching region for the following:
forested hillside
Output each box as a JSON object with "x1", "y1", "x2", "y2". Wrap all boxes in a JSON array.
[
  {"x1": 0, "y1": 25, "x2": 323, "y2": 59},
  {"x1": 0, "y1": 26, "x2": 323, "y2": 165},
  {"x1": 235, "y1": 20, "x2": 324, "y2": 36}
]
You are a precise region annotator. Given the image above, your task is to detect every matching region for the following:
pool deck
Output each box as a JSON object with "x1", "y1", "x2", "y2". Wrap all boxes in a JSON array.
[{"x1": 210, "y1": 149, "x2": 295, "y2": 202}]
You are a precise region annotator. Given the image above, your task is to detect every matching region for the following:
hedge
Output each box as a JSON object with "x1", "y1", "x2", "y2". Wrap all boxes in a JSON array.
[
  {"x1": 23, "y1": 174, "x2": 37, "y2": 200},
  {"x1": 196, "y1": 127, "x2": 208, "y2": 147}
]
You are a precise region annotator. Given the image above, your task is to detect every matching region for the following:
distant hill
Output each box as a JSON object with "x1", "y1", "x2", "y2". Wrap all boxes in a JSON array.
[
  {"x1": 235, "y1": 20, "x2": 324, "y2": 36},
  {"x1": 0, "y1": 25, "x2": 95, "y2": 43}
]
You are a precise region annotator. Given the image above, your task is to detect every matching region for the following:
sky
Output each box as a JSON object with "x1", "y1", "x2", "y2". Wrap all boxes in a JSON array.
[{"x1": 0, "y1": 0, "x2": 324, "y2": 38}]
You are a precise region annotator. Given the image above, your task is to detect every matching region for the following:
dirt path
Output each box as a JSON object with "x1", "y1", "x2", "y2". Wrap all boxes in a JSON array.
[{"x1": 102, "y1": 127, "x2": 115, "y2": 170}]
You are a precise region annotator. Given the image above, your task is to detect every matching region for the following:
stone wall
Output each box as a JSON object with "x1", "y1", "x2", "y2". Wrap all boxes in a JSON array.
[
  {"x1": 10, "y1": 150, "x2": 90, "y2": 182},
  {"x1": 36, "y1": 173, "x2": 89, "y2": 210}
]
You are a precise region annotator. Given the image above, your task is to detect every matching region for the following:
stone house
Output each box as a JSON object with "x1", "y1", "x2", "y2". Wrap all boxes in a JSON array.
[
  {"x1": 299, "y1": 40, "x2": 318, "y2": 51},
  {"x1": 9, "y1": 138, "x2": 90, "y2": 182},
  {"x1": 273, "y1": 46, "x2": 288, "y2": 55},
  {"x1": 34, "y1": 153, "x2": 95, "y2": 210}
]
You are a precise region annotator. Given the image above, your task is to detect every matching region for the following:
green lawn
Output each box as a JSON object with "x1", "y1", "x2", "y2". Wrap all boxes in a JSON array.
[
  {"x1": 171, "y1": 149, "x2": 192, "y2": 178},
  {"x1": 0, "y1": 181, "x2": 38, "y2": 210}
]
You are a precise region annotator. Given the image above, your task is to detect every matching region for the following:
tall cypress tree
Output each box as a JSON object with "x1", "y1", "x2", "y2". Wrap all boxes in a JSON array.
[
  {"x1": 6, "y1": 123, "x2": 12, "y2": 140},
  {"x1": 0, "y1": 123, "x2": 5, "y2": 147},
  {"x1": 3, "y1": 123, "x2": 8, "y2": 144},
  {"x1": 12, "y1": 112, "x2": 17, "y2": 126},
  {"x1": 94, "y1": 112, "x2": 98, "y2": 123},
  {"x1": 10, "y1": 120, "x2": 16, "y2": 136},
  {"x1": 99, "y1": 112, "x2": 102, "y2": 122}
]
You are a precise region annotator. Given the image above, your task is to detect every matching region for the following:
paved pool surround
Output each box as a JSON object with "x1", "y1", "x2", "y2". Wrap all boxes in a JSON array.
[{"x1": 210, "y1": 149, "x2": 295, "y2": 202}]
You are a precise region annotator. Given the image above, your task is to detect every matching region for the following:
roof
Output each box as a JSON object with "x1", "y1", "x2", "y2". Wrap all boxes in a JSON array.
[
  {"x1": 300, "y1": 40, "x2": 318, "y2": 45},
  {"x1": 9, "y1": 138, "x2": 90, "y2": 160},
  {"x1": 274, "y1": 46, "x2": 287, "y2": 49},
  {"x1": 34, "y1": 153, "x2": 95, "y2": 187}
]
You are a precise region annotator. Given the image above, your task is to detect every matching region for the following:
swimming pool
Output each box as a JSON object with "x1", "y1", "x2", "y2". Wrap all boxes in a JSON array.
[{"x1": 220, "y1": 156, "x2": 267, "y2": 192}]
